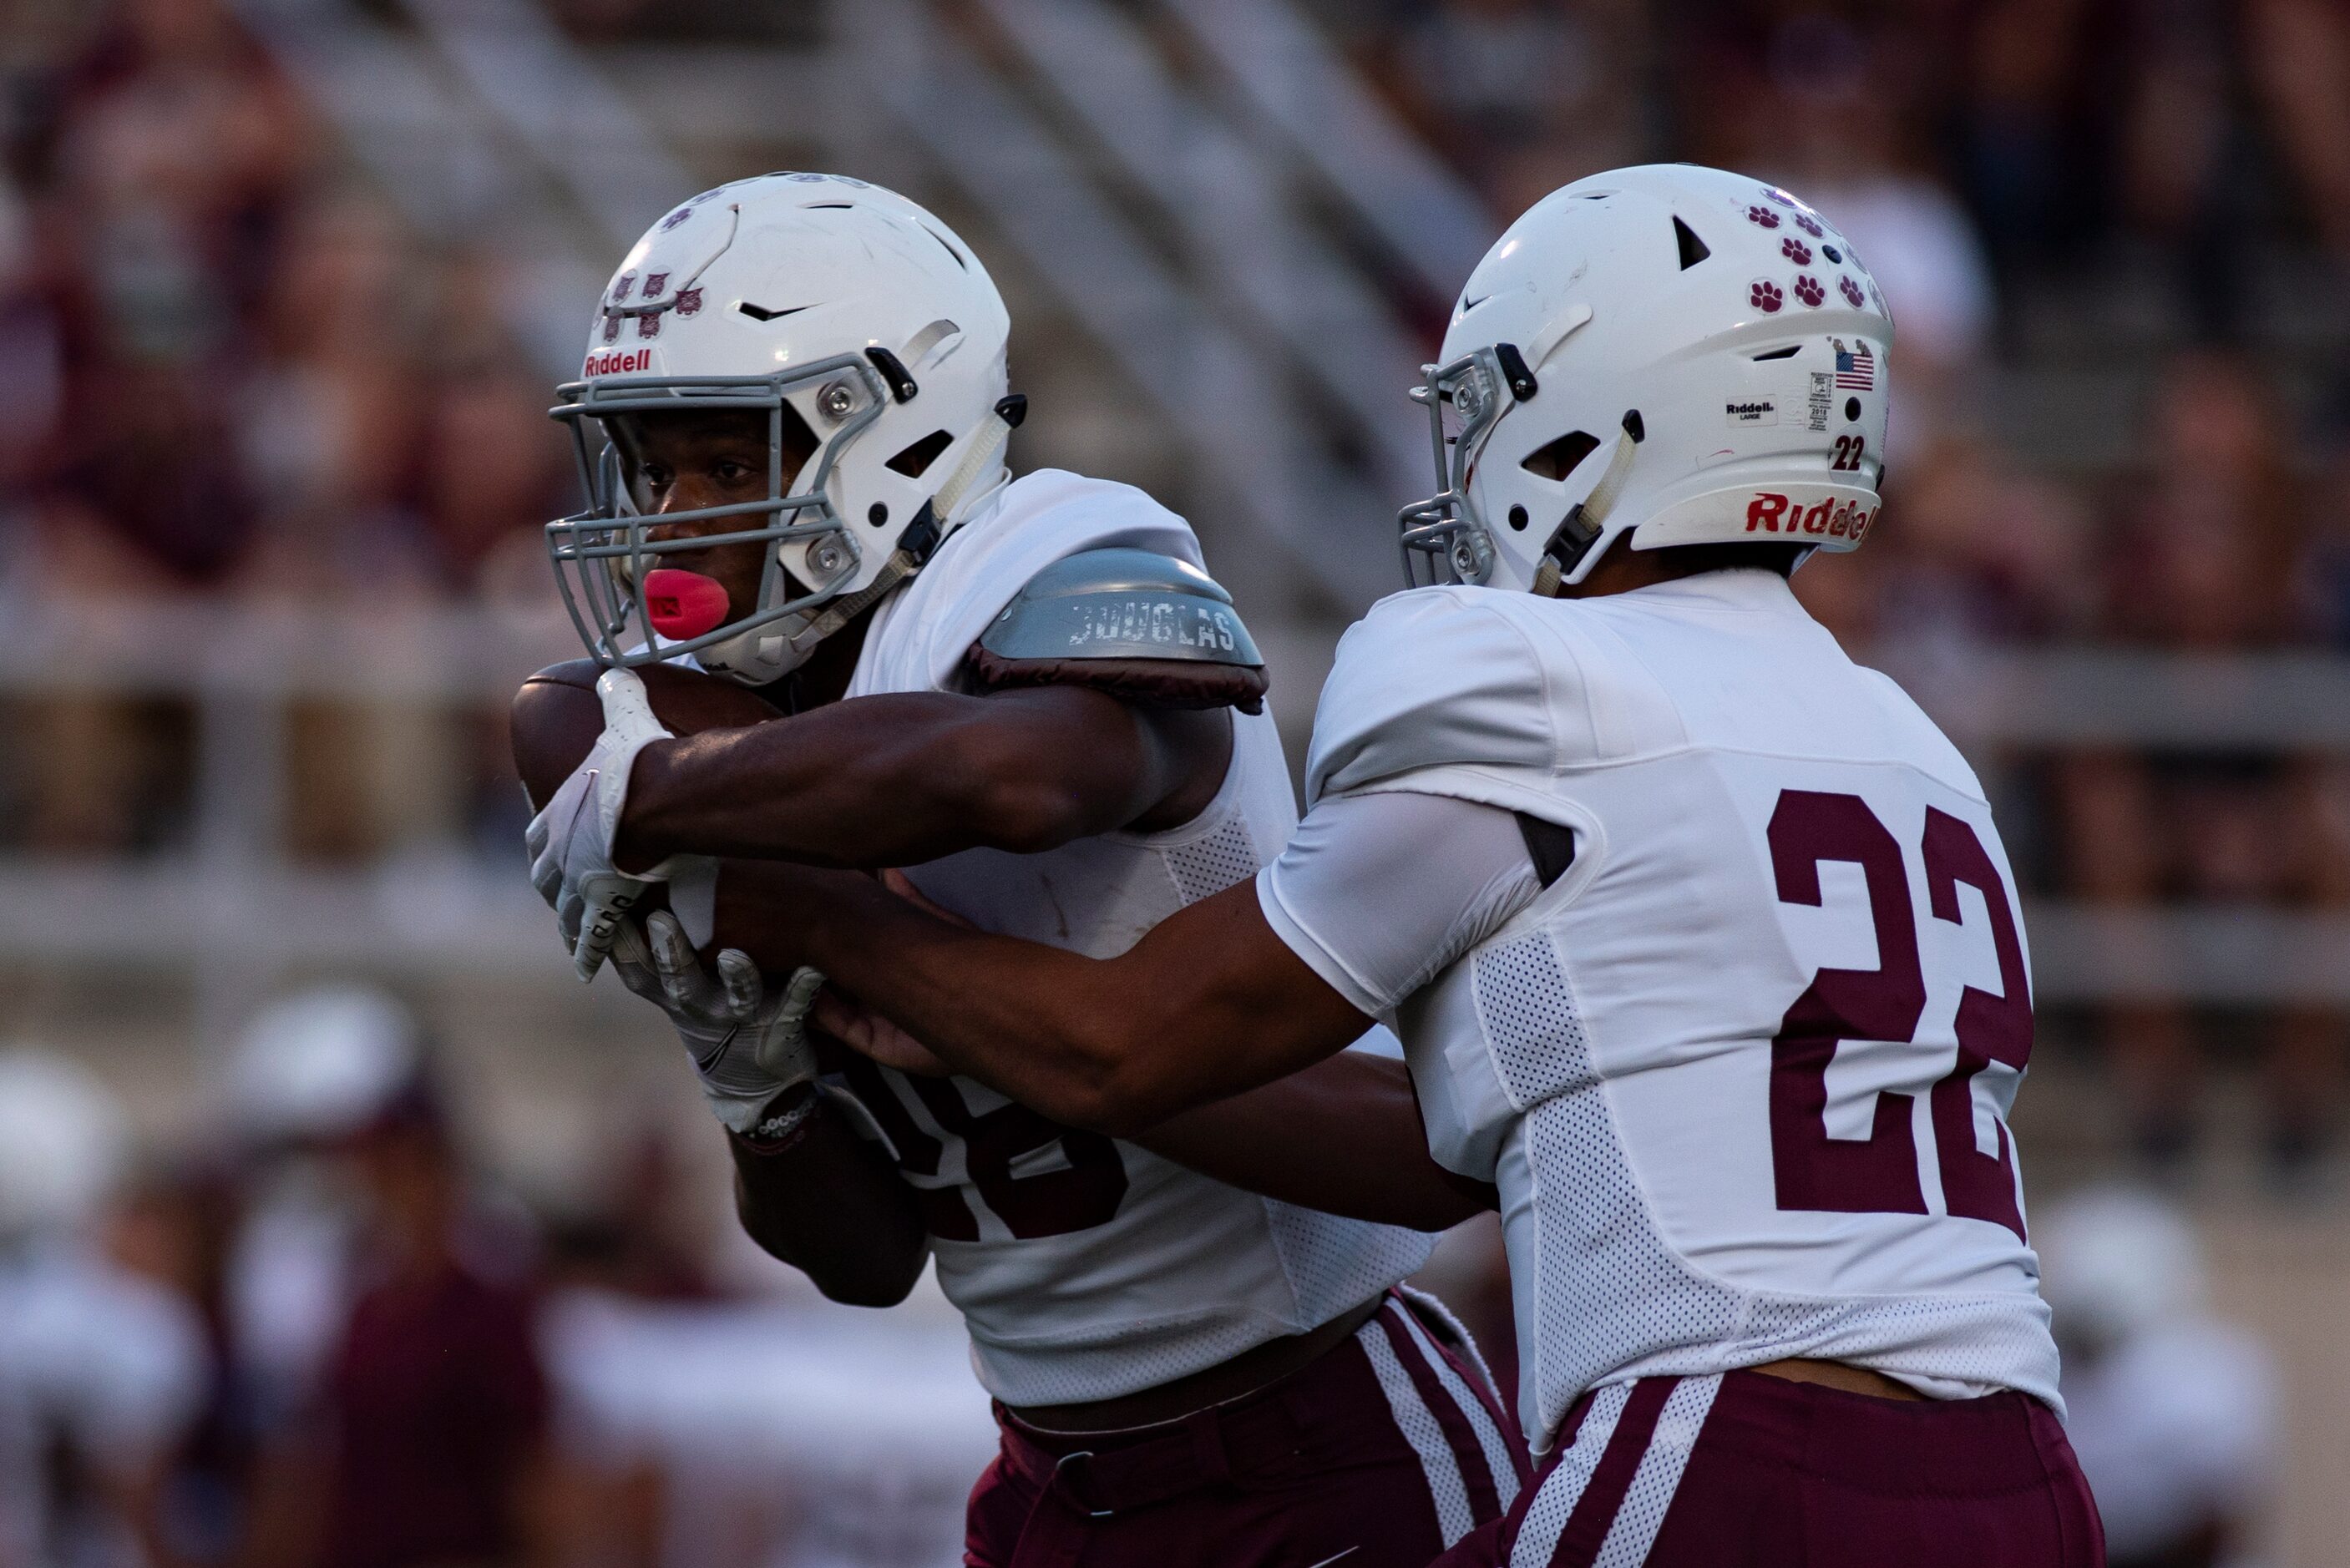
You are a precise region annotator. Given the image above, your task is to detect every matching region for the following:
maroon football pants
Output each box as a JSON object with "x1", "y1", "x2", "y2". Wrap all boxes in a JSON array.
[
  {"x1": 965, "y1": 1290, "x2": 1529, "y2": 1568},
  {"x1": 1431, "y1": 1368, "x2": 2104, "y2": 1567}
]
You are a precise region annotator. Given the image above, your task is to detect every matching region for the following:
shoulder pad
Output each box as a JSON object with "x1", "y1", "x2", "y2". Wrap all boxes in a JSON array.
[
  {"x1": 980, "y1": 548, "x2": 1263, "y2": 666},
  {"x1": 1304, "y1": 589, "x2": 1564, "y2": 806},
  {"x1": 968, "y1": 548, "x2": 1269, "y2": 711}
]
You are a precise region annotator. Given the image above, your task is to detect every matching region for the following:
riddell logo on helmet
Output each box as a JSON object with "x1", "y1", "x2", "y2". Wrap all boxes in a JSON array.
[
  {"x1": 584, "y1": 347, "x2": 653, "y2": 376},
  {"x1": 1745, "y1": 491, "x2": 1876, "y2": 540}
]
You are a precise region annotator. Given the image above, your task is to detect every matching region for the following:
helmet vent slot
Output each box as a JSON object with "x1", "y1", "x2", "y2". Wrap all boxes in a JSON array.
[
  {"x1": 1673, "y1": 216, "x2": 1710, "y2": 269},
  {"x1": 886, "y1": 429, "x2": 955, "y2": 478},
  {"x1": 738, "y1": 301, "x2": 810, "y2": 322},
  {"x1": 903, "y1": 317, "x2": 962, "y2": 368},
  {"x1": 1751, "y1": 345, "x2": 1801, "y2": 360},
  {"x1": 922, "y1": 225, "x2": 970, "y2": 271},
  {"x1": 1522, "y1": 430, "x2": 1601, "y2": 482},
  {"x1": 804, "y1": 201, "x2": 853, "y2": 210}
]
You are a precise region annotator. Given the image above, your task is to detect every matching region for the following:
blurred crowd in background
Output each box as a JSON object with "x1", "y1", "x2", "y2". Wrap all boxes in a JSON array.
[
  {"x1": 2, "y1": 0, "x2": 2341, "y2": 1563},
  {"x1": 0, "y1": 1000, "x2": 995, "y2": 1568}
]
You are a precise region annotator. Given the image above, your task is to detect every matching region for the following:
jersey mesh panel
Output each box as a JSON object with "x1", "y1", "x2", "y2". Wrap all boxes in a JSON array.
[
  {"x1": 1264, "y1": 1205, "x2": 1434, "y2": 1328},
  {"x1": 1473, "y1": 933, "x2": 2062, "y2": 1444},
  {"x1": 1163, "y1": 816, "x2": 1263, "y2": 903}
]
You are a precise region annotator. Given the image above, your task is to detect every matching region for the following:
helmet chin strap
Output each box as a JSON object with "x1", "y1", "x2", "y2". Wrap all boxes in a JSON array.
[
  {"x1": 743, "y1": 395, "x2": 1029, "y2": 677},
  {"x1": 1531, "y1": 410, "x2": 1644, "y2": 598}
]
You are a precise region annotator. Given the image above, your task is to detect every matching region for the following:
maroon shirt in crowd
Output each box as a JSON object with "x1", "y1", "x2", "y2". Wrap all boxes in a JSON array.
[{"x1": 320, "y1": 1260, "x2": 545, "y2": 1568}]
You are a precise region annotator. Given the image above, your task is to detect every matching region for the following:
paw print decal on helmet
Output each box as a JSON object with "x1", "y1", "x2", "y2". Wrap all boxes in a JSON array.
[
  {"x1": 1750, "y1": 279, "x2": 1784, "y2": 313},
  {"x1": 1746, "y1": 204, "x2": 1782, "y2": 229},
  {"x1": 1793, "y1": 212, "x2": 1823, "y2": 238},
  {"x1": 1840, "y1": 276, "x2": 1866, "y2": 308},
  {"x1": 1760, "y1": 186, "x2": 1795, "y2": 206},
  {"x1": 1793, "y1": 275, "x2": 1826, "y2": 306},
  {"x1": 1781, "y1": 237, "x2": 1813, "y2": 266}
]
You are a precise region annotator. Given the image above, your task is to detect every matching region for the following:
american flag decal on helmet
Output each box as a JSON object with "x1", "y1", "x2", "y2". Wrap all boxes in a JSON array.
[{"x1": 1834, "y1": 341, "x2": 1876, "y2": 390}]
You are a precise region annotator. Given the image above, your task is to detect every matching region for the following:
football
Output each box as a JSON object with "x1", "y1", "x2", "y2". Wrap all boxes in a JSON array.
[{"x1": 509, "y1": 658, "x2": 784, "y2": 813}]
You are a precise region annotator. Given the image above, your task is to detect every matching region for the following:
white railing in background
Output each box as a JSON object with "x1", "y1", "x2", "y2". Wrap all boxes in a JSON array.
[
  {"x1": 1161, "y1": 0, "x2": 1497, "y2": 307},
  {"x1": 3, "y1": 604, "x2": 2349, "y2": 1004},
  {"x1": 398, "y1": 0, "x2": 693, "y2": 253},
  {"x1": 225, "y1": 0, "x2": 1471, "y2": 610},
  {"x1": 0, "y1": 602, "x2": 580, "y2": 1039},
  {"x1": 225, "y1": 0, "x2": 620, "y2": 374},
  {"x1": 965, "y1": 0, "x2": 1431, "y2": 504},
  {"x1": 227, "y1": 0, "x2": 526, "y2": 240},
  {"x1": 1891, "y1": 649, "x2": 2350, "y2": 749},
  {"x1": 843, "y1": 0, "x2": 1399, "y2": 609}
]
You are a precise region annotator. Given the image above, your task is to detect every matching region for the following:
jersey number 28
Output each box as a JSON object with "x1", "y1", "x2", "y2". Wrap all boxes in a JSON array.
[
  {"x1": 839, "y1": 1056, "x2": 1130, "y2": 1241},
  {"x1": 1767, "y1": 790, "x2": 2032, "y2": 1240}
]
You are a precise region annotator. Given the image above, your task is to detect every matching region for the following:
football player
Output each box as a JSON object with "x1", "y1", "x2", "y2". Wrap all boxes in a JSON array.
[
  {"x1": 524, "y1": 174, "x2": 1523, "y2": 1566},
  {"x1": 718, "y1": 166, "x2": 2104, "y2": 1565}
]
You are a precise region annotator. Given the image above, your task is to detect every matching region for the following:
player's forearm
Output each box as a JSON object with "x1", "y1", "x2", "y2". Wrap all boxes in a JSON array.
[
  {"x1": 793, "y1": 875, "x2": 1362, "y2": 1136},
  {"x1": 1132, "y1": 1054, "x2": 1497, "y2": 1229},
  {"x1": 728, "y1": 1085, "x2": 931, "y2": 1307},
  {"x1": 617, "y1": 690, "x2": 1153, "y2": 869},
  {"x1": 746, "y1": 870, "x2": 1255, "y2": 1135}
]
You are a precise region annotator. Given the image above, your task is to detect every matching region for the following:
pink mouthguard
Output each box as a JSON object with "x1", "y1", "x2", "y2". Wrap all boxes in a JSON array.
[{"x1": 643, "y1": 569, "x2": 731, "y2": 641}]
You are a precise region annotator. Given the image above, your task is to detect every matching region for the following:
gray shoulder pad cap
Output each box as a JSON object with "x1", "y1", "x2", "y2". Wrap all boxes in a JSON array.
[{"x1": 980, "y1": 547, "x2": 1264, "y2": 667}]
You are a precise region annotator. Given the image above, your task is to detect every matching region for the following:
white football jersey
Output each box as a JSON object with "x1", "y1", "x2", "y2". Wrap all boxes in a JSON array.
[
  {"x1": 1299, "y1": 568, "x2": 2060, "y2": 1452},
  {"x1": 0, "y1": 1241, "x2": 208, "y2": 1566},
  {"x1": 834, "y1": 468, "x2": 1432, "y2": 1406}
]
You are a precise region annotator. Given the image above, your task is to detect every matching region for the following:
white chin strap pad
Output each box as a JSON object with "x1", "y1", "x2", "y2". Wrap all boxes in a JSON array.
[
  {"x1": 930, "y1": 407, "x2": 1015, "y2": 523},
  {"x1": 1530, "y1": 418, "x2": 1643, "y2": 597}
]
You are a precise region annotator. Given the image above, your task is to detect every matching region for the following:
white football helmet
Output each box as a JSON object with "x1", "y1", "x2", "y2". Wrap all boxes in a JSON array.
[
  {"x1": 547, "y1": 173, "x2": 1018, "y2": 684},
  {"x1": 1400, "y1": 164, "x2": 1894, "y2": 594},
  {"x1": 2035, "y1": 1184, "x2": 2206, "y2": 1352},
  {"x1": 0, "y1": 1046, "x2": 125, "y2": 1240},
  {"x1": 227, "y1": 984, "x2": 421, "y2": 1145}
]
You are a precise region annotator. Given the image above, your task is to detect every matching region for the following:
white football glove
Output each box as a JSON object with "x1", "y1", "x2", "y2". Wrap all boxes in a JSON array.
[
  {"x1": 524, "y1": 668, "x2": 708, "y2": 981},
  {"x1": 609, "y1": 909, "x2": 824, "y2": 1136}
]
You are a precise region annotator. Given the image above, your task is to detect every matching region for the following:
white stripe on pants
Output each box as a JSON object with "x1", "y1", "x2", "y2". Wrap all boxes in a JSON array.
[
  {"x1": 1360, "y1": 1316, "x2": 1477, "y2": 1546},
  {"x1": 1593, "y1": 1377, "x2": 1719, "y2": 1567},
  {"x1": 1507, "y1": 1377, "x2": 1722, "y2": 1568},
  {"x1": 1509, "y1": 1384, "x2": 1633, "y2": 1568},
  {"x1": 1387, "y1": 1292, "x2": 1523, "y2": 1514}
]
